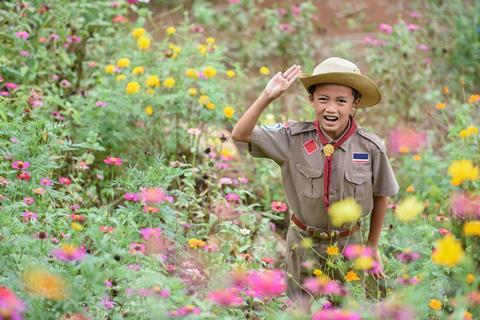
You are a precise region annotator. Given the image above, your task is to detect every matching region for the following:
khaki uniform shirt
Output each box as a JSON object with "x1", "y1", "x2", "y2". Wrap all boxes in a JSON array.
[{"x1": 248, "y1": 121, "x2": 399, "y2": 230}]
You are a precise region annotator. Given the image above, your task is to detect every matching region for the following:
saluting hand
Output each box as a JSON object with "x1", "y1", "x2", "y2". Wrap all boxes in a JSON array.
[{"x1": 262, "y1": 64, "x2": 302, "y2": 101}]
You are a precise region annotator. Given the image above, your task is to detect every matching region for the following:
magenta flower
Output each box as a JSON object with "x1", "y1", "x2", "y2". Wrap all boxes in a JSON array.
[
  {"x1": 303, "y1": 277, "x2": 344, "y2": 295},
  {"x1": 407, "y1": 23, "x2": 419, "y2": 31},
  {"x1": 11, "y1": 160, "x2": 30, "y2": 170},
  {"x1": 387, "y1": 127, "x2": 427, "y2": 154},
  {"x1": 28, "y1": 89, "x2": 43, "y2": 108},
  {"x1": 59, "y1": 79, "x2": 71, "y2": 88},
  {"x1": 39, "y1": 177, "x2": 53, "y2": 186},
  {"x1": 23, "y1": 196, "x2": 34, "y2": 205},
  {"x1": 139, "y1": 187, "x2": 167, "y2": 204},
  {"x1": 52, "y1": 244, "x2": 86, "y2": 262},
  {"x1": 395, "y1": 249, "x2": 421, "y2": 264},
  {"x1": 139, "y1": 227, "x2": 162, "y2": 239},
  {"x1": 279, "y1": 23, "x2": 294, "y2": 33},
  {"x1": 409, "y1": 11, "x2": 422, "y2": 19},
  {"x1": 103, "y1": 156, "x2": 123, "y2": 166},
  {"x1": 271, "y1": 201, "x2": 288, "y2": 213},
  {"x1": 225, "y1": 193, "x2": 240, "y2": 203},
  {"x1": 417, "y1": 44, "x2": 430, "y2": 51},
  {"x1": 129, "y1": 242, "x2": 146, "y2": 255},
  {"x1": 291, "y1": 4, "x2": 301, "y2": 16},
  {"x1": 312, "y1": 308, "x2": 361, "y2": 320},
  {"x1": 343, "y1": 244, "x2": 373, "y2": 260},
  {"x1": 276, "y1": 8, "x2": 287, "y2": 17},
  {"x1": 228, "y1": 0, "x2": 240, "y2": 4},
  {"x1": 396, "y1": 275, "x2": 419, "y2": 286},
  {"x1": 17, "y1": 172, "x2": 31, "y2": 181},
  {"x1": 451, "y1": 192, "x2": 480, "y2": 219},
  {"x1": 58, "y1": 177, "x2": 72, "y2": 185},
  {"x1": 0, "y1": 286, "x2": 26, "y2": 320},
  {"x1": 247, "y1": 269, "x2": 286, "y2": 299},
  {"x1": 15, "y1": 31, "x2": 29, "y2": 40},
  {"x1": 48, "y1": 33, "x2": 59, "y2": 41},
  {"x1": 96, "y1": 101, "x2": 108, "y2": 107},
  {"x1": 208, "y1": 287, "x2": 243, "y2": 307},
  {"x1": 101, "y1": 296, "x2": 115, "y2": 310},
  {"x1": 21, "y1": 211, "x2": 37, "y2": 223},
  {"x1": 124, "y1": 192, "x2": 140, "y2": 202},
  {"x1": 20, "y1": 51, "x2": 29, "y2": 57},
  {"x1": 379, "y1": 23, "x2": 393, "y2": 34},
  {"x1": 169, "y1": 305, "x2": 201, "y2": 318}
]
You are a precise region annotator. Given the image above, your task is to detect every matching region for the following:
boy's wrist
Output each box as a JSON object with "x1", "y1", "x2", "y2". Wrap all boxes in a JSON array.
[{"x1": 260, "y1": 90, "x2": 275, "y2": 104}]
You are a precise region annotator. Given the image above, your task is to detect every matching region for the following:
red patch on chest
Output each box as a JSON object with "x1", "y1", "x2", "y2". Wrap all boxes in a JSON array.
[{"x1": 303, "y1": 139, "x2": 319, "y2": 155}]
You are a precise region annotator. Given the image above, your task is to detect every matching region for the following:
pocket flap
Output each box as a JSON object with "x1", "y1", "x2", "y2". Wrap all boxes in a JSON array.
[
  {"x1": 345, "y1": 169, "x2": 372, "y2": 184},
  {"x1": 295, "y1": 163, "x2": 323, "y2": 178}
]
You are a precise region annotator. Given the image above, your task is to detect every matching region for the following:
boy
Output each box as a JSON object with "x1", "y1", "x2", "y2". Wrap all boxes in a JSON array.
[{"x1": 231, "y1": 57, "x2": 399, "y2": 301}]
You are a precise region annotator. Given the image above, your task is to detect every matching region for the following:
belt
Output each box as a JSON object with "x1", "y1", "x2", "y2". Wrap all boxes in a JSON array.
[{"x1": 291, "y1": 214, "x2": 360, "y2": 240}]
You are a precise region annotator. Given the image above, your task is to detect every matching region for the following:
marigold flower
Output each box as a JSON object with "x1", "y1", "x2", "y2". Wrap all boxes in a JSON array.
[
  {"x1": 468, "y1": 94, "x2": 480, "y2": 104},
  {"x1": 116, "y1": 74, "x2": 126, "y2": 82},
  {"x1": 131, "y1": 27, "x2": 145, "y2": 39},
  {"x1": 145, "y1": 75, "x2": 160, "y2": 87},
  {"x1": 463, "y1": 220, "x2": 480, "y2": 236},
  {"x1": 166, "y1": 26, "x2": 176, "y2": 35},
  {"x1": 223, "y1": 106, "x2": 235, "y2": 119},
  {"x1": 206, "y1": 102, "x2": 215, "y2": 110},
  {"x1": 132, "y1": 66, "x2": 145, "y2": 75},
  {"x1": 459, "y1": 126, "x2": 479, "y2": 139},
  {"x1": 163, "y1": 77, "x2": 175, "y2": 88},
  {"x1": 406, "y1": 185, "x2": 415, "y2": 193},
  {"x1": 226, "y1": 70, "x2": 236, "y2": 78},
  {"x1": 326, "y1": 245, "x2": 339, "y2": 256},
  {"x1": 203, "y1": 66, "x2": 217, "y2": 79},
  {"x1": 206, "y1": 37, "x2": 215, "y2": 44},
  {"x1": 345, "y1": 270, "x2": 360, "y2": 282},
  {"x1": 435, "y1": 102, "x2": 446, "y2": 110},
  {"x1": 198, "y1": 95, "x2": 209, "y2": 105},
  {"x1": 428, "y1": 299, "x2": 442, "y2": 310},
  {"x1": 448, "y1": 160, "x2": 479, "y2": 186},
  {"x1": 466, "y1": 273, "x2": 475, "y2": 284},
  {"x1": 23, "y1": 268, "x2": 69, "y2": 301},
  {"x1": 71, "y1": 222, "x2": 83, "y2": 231},
  {"x1": 432, "y1": 235, "x2": 464, "y2": 267},
  {"x1": 197, "y1": 44, "x2": 207, "y2": 55},
  {"x1": 442, "y1": 86, "x2": 449, "y2": 94},
  {"x1": 116, "y1": 58, "x2": 130, "y2": 68},
  {"x1": 188, "y1": 238, "x2": 206, "y2": 249},
  {"x1": 188, "y1": 87, "x2": 198, "y2": 96},
  {"x1": 395, "y1": 196, "x2": 424, "y2": 222},
  {"x1": 126, "y1": 82, "x2": 140, "y2": 94},
  {"x1": 145, "y1": 105, "x2": 154, "y2": 116},
  {"x1": 259, "y1": 66, "x2": 270, "y2": 75},
  {"x1": 185, "y1": 68, "x2": 199, "y2": 79},
  {"x1": 104, "y1": 65, "x2": 116, "y2": 73},
  {"x1": 328, "y1": 198, "x2": 362, "y2": 227},
  {"x1": 137, "y1": 36, "x2": 150, "y2": 50}
]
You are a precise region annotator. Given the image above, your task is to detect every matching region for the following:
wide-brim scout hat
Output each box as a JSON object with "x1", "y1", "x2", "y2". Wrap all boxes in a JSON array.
[{"x1": 299, "y1": 57, "x2": 381, "y2": 108}]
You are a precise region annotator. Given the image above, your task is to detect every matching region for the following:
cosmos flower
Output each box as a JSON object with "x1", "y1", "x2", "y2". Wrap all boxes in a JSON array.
[
  {"x1": 208, "y1": 287, "x2": 243, "y2": 307},
  {"x1": 52, "y1": 244, "x2": 86, "y2": 262}
]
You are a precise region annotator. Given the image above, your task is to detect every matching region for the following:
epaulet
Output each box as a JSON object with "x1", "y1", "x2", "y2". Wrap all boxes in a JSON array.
[
  {"x1": 287, "y1": 121, "x2": 316, "y2": 136},
  {"x1": 357, "y1": 127, "x2": 386, "y2": 152}
]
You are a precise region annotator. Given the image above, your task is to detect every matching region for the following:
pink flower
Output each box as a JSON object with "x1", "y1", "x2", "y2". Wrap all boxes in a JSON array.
[
  {"x1": 103, "y1": 156, "x2": 122, "y2": 166},
  {"x1": 276, "y1": 8, "x2": 287, "y2": 17},
  {"x1": 225, "y1": 193, "x2": 240, "y2": 203},
  {"x1": 140, "y1": 187, "x2": 167, "y2": 204},
  {"x1": 303, "y1": 277, "x2": 344, "y2": 295},
  {"x1": 417, "y1": 44, "x2": 430, "y2": 51},
  {"x1": 58, "y1": 177, "x2": 72, "y2": 186},
  {"x1": 208, "y1": 287, "x2": 243, "y2": 306},
  {"x1": 409, "y1": 11, "x2": 422, "y2": 19},
  {"x1": 219, "y1": 177, "x2": 233, "y2": 185},
  {"x1": 124, "y1": 192, "x2": 140, "y2": 202},
  {"x1": 407, "y1": 23, "x2": 419, "y2": 31},
  {"x1": 312, "y1": 308, "x2": 361, "y2": 320},
  {"x1": 11, "y1": 160, "x2": 30, "y2": 170},
  {"x1": 228, "y1": 0, "x2": 240, "y2": 4},
  {"x1": 17, "y1": 172, "x2": 31, "y2": 181},
  {"x1": 271, "y1": 201, "x2": 288, "y2": 213},
  {"x1": 396, "y1": 250, "x2": 421, "y2": 264},
  {"x1": 52, "y1": 244, "x2": 87, "y2": 262},
  {"x1": 28, "y1": 89, "x2": 43, "y2": 108},
  {"x1": 279, "y1": 23, "x2": 294, "y2": 33},
  {"x1": 343, "y1": 244, "x2": 372, "y2": 260},
  {"x1": 187, "y1": 128, "x2": 201, "y2": 136},
  {"x1": 101, "y1": 297, "x2": 115, "y2": 310},
  {"x1": 387, "y1": 127, "x2": 427, "y2": 154},
  {"x1": 15, "y1": 31, "x2": 29, "y2": 40},
  {"x1": 143, "y1": 205, "x2": 159, "y2": 214},
  {"x1": 39, "y1": 177, "x2": 53, "y2": 186},
  {"x1": 0, "y1": 286, "x2": 26, "y2": 320},
  {"x1": 21, "y1": 211, "x2": 37, "y2": 222},
  {"x1": 247, "y1": 269, "x2": 286, "y2": 299},
  {"x1": 169, "y1": 305, "x2": 201, "y2": 317},
  {"x1": 20, "y1": 50, "x2": 29, "y2": 57},
  {"x1": 48, "y1": 33, "x2": 59, "y2": 41},
  {"x1": 291, "y1": 4, "x2": 301, "y2": 16},
  {"x1": 129, "y1": 242, "x2": 146, "y2": 255},
  {"x1": 99, "y1": 226, "x2": 114, "y2": 234},
  {"x1": 379, "y1": 23, "x2": 393, "y2": 34},
  {"x1": 451, "y1": 192, "x2": 480, "y2": 219},
  {"x1": 96, "y1": 101, "x2": 108, "y2": 107},
  {"x1": 139, "y1": 227, "x2": 162, "y2": 239},
  {"x1": 23, "y1": 197, "x2": 34, "y2": 205}
]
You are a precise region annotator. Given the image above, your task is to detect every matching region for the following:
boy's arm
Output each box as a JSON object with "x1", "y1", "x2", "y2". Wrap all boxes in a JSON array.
[
  {"x1": 231, "y1": 65, "x2": 302, "y2": 143},
  {"x1": 366, "y1": 195, "x2": 389, "y2": 279}
]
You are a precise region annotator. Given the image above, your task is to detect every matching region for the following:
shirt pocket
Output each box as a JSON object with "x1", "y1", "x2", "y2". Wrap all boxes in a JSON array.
[
  {"x1": 345, "y1": 168, "x2": 373, "y2": 200},
  {"x1": 295, "y1": 163, "x2": 323, "y2": 198}
]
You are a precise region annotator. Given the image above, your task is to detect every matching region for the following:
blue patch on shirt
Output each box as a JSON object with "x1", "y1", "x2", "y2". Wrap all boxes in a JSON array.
[{"x1": 352, "y1": 152, "x2": 369, "y2": 163}]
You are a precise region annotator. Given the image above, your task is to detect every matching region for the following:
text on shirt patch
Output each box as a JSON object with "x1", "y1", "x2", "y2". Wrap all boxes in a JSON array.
[
  {"x1": 261, "y1": 123, "x2": 282, "y2": 130},
  {"x1": 303, "y1": 139, "x2": 319, "y2": 155},
  {"x1": 352, "y1": 152, "x2": 369, "y2": 163}
]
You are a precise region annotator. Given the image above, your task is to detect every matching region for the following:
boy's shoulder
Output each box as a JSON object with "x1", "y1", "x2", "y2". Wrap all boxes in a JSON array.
[
  {"x1": 284, "y1": 120, "x2": 316, "y2": 135},
  {"x1": 356, "y1": 126, "x2": 387, "y2": 152}
]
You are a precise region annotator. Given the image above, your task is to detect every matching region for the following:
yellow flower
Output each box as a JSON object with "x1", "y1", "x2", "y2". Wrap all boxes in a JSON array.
[
  {"x1": 145, "y1": 75, "x2": 160, "y2": 87},
  {"x1": 432, "y1": 235, "x2": 464, "y2": 267},
  {"x1": 394, "y1": 196, "x2": 424, "y2": 222},
  {"x1": 188, "y1": 238, "x2": 206, "y2": 249},
  {"x1": 117, "y1": 58, "x2": 130, "y2": 68},
  {"x1": 448, "y1": 160, "x2": 479, "y2": 186},
  {"x1": 412, "y1": 154, "x2": 421, "y2": 161},
  {"x1": 71, "y1": 222, "x2": 83, "y2": 231},
  {"x1": 206, "y1": 37, "x2": 215, "y2": 44},
  {"x1": 137, "y1": 36, "x2": 151, "y2": 50},
  {"x1": 145, "y1": 105, "x2": 154, "y2": 116},
  {"x1": 126, "y1": 81, "x2": 140, "y2": 94},
  {"x1": 104, "y1": 64, "x2": 115, "y2": 74},
  {"x1": 198, "y1": 95, "x2": 209, "y2": 105},
  {"x1": 259, "y1": 66, "x2": 270, "y2": 75},
  {"x1": 466, "y1": 273, "x2": 475, "y2": 284},
  {"x1": 326, "y1": 245, "x2": 339, "y2": 256},
  {"x1": 206, "y1": 102, "x2": 215, "y2": 110},
  {"x1": 226, "y1": 70, "x2": 236, "y2": 78},
  {"x1": 467, "y1": 125, "x2": 478, "y2": 135},
  {"x1": 464, "y1": 311, "x2": 473, "y2": 320},
  {"x1": 428, "y1": 299, "x2": 442, "y2": 310},
  {"x1": 132, "y1": 66, "x2": 145, "y2": 75},
  {"x1": 115, "y1": 74, "x2": 126, "y2": 82},
  {"x1": 459, "y1": 129, "x2": 470, "y2": 139},
  {"x1": 328, "y1": 198, "x2": 362, "y2": 227},
  {"x1": 353, "y1": 256, "x2": 374, "y2": 270},
  {"x1": 220, "y1": 148, "x2": 233, "y2": 158},
  {"x1": 131, "y1": 27, "x2": 145, "y2": 39},
  {"x1": 443, "y1": 86, "x2": 449, "y2": 94},
  {"x1": 313, "y1": 269, "x2": 323, "y2": 277},
  {"x1": 463, "y1": 220, "x2": 480, "y2": 236},
  {"x1": 188, "y1": 88, "x2": 198, "y2": 96},
  {"x1": 434, "y1": 102, "x2": 446, "y2": 110},
  {"x1": 23, "y1": 268, "x2": 69, "y2": 301},
  {"x1": 146, "y1": 88, "x2": 154, "y2": 95},
  {"x1": 345, "y1": 270, "x2": 360, "y2": 282},
  {"x1": 185, "y1": 68, "x2": 199, "y2": 79},
  {"x1": 166, "y1": 26, "x2": 176, "y2": 35},
  {"x1": 167, "y1": 43, "x2": 182, "y2": 58},
  {"x1": 468, "y1": 94, "x2": 480, "y2": 104},
  {"x1": 203, "y1": 66, "x2": 217, "y2": 79},
  {"x1": 223, "y1": 106, "x2": 235, "y2": 119},
  {"x1": 163, "y1": 77, "x2": 175, "y2": 88},
  {"x1": 197, "y1": 44, "x2": 207, "y2": 55},
  {"x1": 406, "y1": 185, "x2": 415, "y2": 193}
]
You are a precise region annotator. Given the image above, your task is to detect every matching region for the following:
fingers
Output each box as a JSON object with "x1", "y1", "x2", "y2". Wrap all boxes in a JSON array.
[{"x1": 282, "y1": 64, "x2": 302, "y2": 80}]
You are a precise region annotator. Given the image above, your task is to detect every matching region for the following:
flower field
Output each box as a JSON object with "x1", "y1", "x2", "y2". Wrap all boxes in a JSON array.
[{"x1": 0, "y1": 0, "x2": 479, "y2": 319}]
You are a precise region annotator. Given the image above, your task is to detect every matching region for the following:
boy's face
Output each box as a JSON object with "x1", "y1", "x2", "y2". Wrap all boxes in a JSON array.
[{"x1": 309, "y1": 84, "x2": 359, "y2": 140}]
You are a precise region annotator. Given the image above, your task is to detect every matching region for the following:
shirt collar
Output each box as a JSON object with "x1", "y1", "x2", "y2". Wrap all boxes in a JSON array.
[{"x1": 319, "y1": 118, "x2": 354, "y2": 151}]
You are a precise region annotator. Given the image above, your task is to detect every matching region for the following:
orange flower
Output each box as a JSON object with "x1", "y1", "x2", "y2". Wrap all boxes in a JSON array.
[
  {"x1": 435, "y1": 102, "x2": 446, "y2": 110},
  {"x1": 23, "y1": 268, "x2": 69, "y2": 300}
]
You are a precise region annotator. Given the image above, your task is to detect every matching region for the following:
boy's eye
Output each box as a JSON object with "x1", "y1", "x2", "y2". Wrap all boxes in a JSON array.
[{"x1": 318, "y1": 97, "x2": 327, "y2": 101}]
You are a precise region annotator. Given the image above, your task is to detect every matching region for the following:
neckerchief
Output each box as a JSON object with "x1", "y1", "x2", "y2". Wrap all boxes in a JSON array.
[{"x1": 313, "y1": 116, "x2": 357, "y2": 210}]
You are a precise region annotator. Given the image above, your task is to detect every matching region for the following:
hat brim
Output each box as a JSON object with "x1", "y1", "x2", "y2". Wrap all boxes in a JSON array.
[{"x1": 299, "y1": 72, "x2": 382, "y2": 108}]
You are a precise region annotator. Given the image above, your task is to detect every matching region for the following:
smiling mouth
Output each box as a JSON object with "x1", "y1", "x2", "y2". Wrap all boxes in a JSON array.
[{"x1": 323, "y1": 115, "x2": 338, "y2": 122}]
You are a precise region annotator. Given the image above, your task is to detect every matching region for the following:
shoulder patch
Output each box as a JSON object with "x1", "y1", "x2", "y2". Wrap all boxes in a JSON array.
[
  {"x1": 288, "y1": 121, "x2": 316, "y2": 136},
  {"x1": 260, "y1": 123, "x2": 283, "y2": 130},
  {"x1": 357, "y1": 127, "x2": 386, "y2": 151}
]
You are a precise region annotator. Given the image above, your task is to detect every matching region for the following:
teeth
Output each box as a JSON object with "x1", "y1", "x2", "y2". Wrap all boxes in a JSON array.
[{"x1": 324, "y1": 116, "x2": 338, "y2": 121}]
